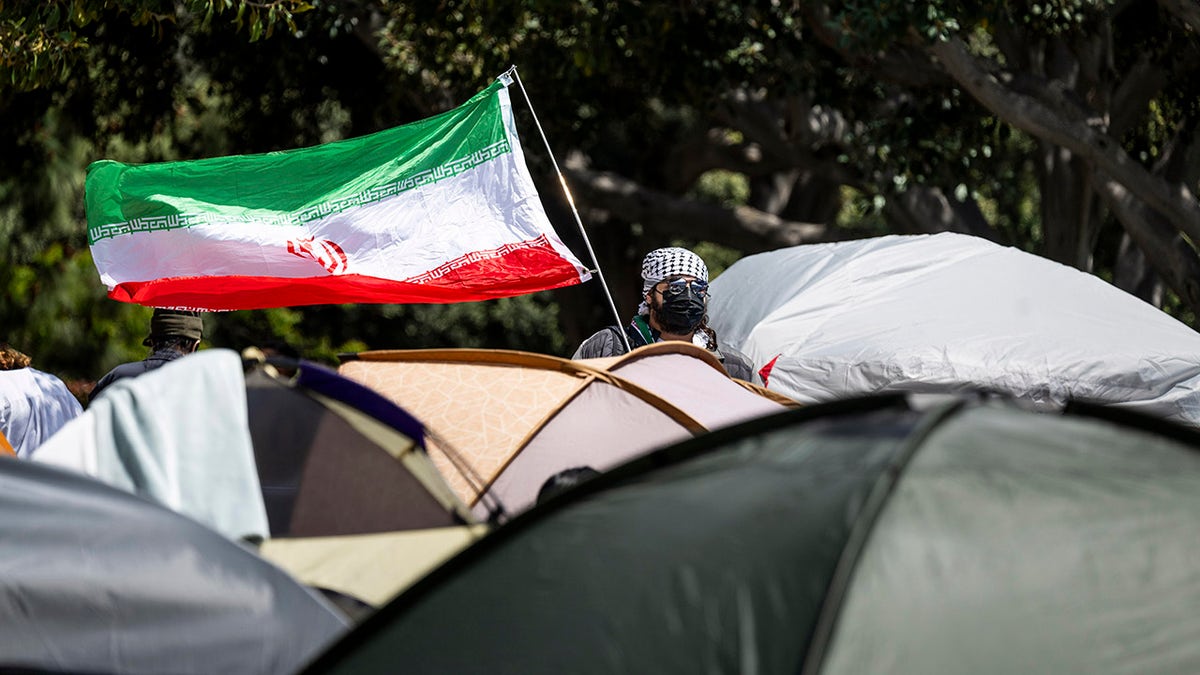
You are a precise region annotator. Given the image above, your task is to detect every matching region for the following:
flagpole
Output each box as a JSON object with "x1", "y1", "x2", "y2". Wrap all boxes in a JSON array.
[{"x1": 502, "y1": 66, "x2": 632, "y2": 353}]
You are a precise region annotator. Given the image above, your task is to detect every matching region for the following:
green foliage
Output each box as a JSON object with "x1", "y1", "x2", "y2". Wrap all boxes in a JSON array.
[
  {"x1": 0, "y1": 1, "x2": 310, "y2": 92},
  {"x1": 691, "y1": 170, "x2": 750, "y2": 208},
  {"x1": 836, "y1": 187, "x2": 891, "y2": 235},
  {"x1": 0, "y1": 246, "x2": 148, "y2": 379},
  {"x1": 1, "y1": 0, "x2": 1197, "y2": 386},
  {"x1": 831, "y1": 1, "x2": 960, "y2": 47},
  {"x1": 199, "y1": 294, "x2": 568, "y2": 366},
  {"x1": 688, "y1": 241, "x2": 742, "y2": 281},
  {"x1": 828, "y1": 0, "x2": 1116, "y2": 50}
]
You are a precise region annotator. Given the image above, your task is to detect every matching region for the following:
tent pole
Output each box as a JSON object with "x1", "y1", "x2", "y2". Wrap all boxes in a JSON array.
[
  {"x1": 424, "y1": 427, "x2": 508, "y2": 524},
  {"x1": 503, "y1": 66, "x2": 632, "y2": 353}
]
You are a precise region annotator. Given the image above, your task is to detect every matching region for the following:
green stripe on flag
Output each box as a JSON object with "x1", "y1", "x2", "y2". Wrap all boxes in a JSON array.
[{"x1": 86, "y1": 80, "x2": 510, "y2": 245}]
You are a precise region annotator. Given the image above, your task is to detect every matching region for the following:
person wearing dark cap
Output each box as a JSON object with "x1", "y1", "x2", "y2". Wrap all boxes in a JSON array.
[
  {"x1": 89, "y1": 309, "x2": 204, "y2": 404},
  {"x1": 572, "y1": 246, "x2": 755, "y2": 381}
]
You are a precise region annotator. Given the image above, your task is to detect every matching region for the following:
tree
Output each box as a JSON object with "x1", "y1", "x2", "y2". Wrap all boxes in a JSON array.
[
  {"x1": 360, "y1": 0, "x2": 1200, "y2": 324},
  {"x1": 2, "y1": 0, "x2": 1198, "y2": 384},
  {"x1": 1, "y1": 1, "x2": 568, "y2": 378}
]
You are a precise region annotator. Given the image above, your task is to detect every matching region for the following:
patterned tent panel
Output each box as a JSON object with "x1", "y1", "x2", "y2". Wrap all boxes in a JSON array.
[
  {"x1": 339, "y1": 346, "x2": 787, "y2": 513},
  {"x1": 338, "y1": 355, "x2": 584, "y2": 503}
]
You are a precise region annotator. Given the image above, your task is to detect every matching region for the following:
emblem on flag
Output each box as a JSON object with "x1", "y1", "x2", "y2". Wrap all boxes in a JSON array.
[{"x1": 287, "y1": 237, "x2": 349, "y2": 275}]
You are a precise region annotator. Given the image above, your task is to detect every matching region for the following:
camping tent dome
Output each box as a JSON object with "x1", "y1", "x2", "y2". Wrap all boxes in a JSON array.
[
  {"x1": 0, "y1": 455, "x2": 347, "y2": 675},
  {"x1": 706, "y1": 232, "x2": 1200, "y2": 426},
  {"x1": 301, "y1": 392, "x2": 1200, "y2": 674},
  {"x1": 337, "y1": 343, "x2": 791, "y2": 516}
]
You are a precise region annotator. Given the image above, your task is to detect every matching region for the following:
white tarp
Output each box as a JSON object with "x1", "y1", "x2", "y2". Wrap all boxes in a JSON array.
[
  {"x1": 35, "y1": 349, "x2": 270, "y2": 541},
  {"x1": 707, "y1": 232, "x2": 1200, "y2": 426}
]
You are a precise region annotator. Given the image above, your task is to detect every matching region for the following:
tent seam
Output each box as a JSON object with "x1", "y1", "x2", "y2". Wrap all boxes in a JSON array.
[{"x1": 799, "y1": 396, "x2": 966, "y2": 675}]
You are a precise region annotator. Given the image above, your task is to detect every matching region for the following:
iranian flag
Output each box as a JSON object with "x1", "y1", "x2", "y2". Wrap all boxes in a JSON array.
[{"x1": 85, "y1": 76, "x2": 592, "y2": 310}]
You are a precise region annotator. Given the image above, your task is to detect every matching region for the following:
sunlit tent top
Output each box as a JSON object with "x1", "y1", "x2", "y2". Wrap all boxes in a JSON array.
[
  {"x1": 708, "y1": 232, "x2": 1200, "y2": 426},
  {"x1": 338, "y1": 342, "x2": 792, "y2": 514},
  {"x1": 259, "y1": 524, "x2": 488, "y2": 609}
]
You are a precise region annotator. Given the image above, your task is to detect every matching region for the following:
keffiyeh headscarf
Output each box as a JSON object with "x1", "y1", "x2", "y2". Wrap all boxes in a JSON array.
[
  {"x1": 640, "y1": 247, "x2": 709, "y2": 294},
  {"x1": 637, "y1": 247, "x2": 710, "y2": 321}
]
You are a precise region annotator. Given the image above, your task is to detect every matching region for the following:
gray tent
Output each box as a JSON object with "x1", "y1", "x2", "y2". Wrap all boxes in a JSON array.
[
  {"x1": 302, "y1": 394, "x2": 1200, "y2": 674},
  {"x1": 707, "y1": 233, "x2": 1200, "y2": 425},
  {"x1": 0, "y1": 456, "x2": 348, "y2": 674}
]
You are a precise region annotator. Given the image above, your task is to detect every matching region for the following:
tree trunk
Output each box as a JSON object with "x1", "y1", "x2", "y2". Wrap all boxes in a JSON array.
[
  {"x1": 563, "y1": 166, "x2": 859, "y2": 251},
  {"x1": 1093, "y1": 172, "x2": 1200, "y2": 323},
  {"x1": 884, "y1": 185, "x2": 1006, "y2": 243},
  {"x1": 929, "y1": 36, "x2": 1200, "y2": 246},
  {"x1": 1112, "y1": 233, "x2": 1164, "y2": 307},
  {"x1": 780, "y1": 171, "x2": 844, "y2": 225},
  {"x1": 1037, "y1": 144, "x2": 1099, "y2": 269},
  {"x1": 748, "y1": 171, "x2": 843, "y2": 225},
  {"x1": 748, "y1": 170, "x2": 801, "y2": 216}
]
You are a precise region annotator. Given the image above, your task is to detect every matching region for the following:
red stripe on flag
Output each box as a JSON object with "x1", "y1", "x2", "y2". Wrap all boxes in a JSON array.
[{"x1": 108, "y1": 243, "x2": 585, "y2": 310}]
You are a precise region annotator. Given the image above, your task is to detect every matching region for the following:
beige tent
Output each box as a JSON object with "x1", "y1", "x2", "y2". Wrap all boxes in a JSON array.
[
  {"x1": 259, "y1": 525, "x2": 488, "y2": 608},
  {"x1": 338, "y1": 342, "x2": 795, "y2": 515}
]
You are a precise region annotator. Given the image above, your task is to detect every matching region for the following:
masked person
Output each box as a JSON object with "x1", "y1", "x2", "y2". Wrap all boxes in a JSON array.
[
  {"x1": 572, "y1": 247, "x2": 754, "y2": 381},
  {"x1": 89, "y1": 309, "x2": 204, "y2": 404}
]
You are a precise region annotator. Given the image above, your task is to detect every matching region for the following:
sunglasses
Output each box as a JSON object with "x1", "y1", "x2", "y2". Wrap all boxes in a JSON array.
[{"x1": 655, "y1": 277, "x2": 709, "y2": 298}]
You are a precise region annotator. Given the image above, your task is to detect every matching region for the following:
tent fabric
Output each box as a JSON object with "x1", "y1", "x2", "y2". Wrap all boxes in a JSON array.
[
  {"x1": 293, "y1": 361, "x2": 426, "y2": 448},
  {"x1": 33, "y1": 349, "x2": 270, "y2": 542},
  {"x1": 338, "y1": 343, "x2": 789, "y2": 515},
  {"x1": 706, "y1": 233, "x2": 1200, "y2": 426},
  {"x1": 0, "y1": 366, "x2": 82, "y2": 458},
  {"x1": 245, "y1": 363, "x2": 473, "y2": 538},
  {"x1": 733, "y1": 377, "x2": 798, "y2": 406},
  {"x1": 259, "y1": 525, "x2": 488, "y2": 608},
  {"x1": 340, "y1": 349, "x2": 591, "y2": 506},
  {"x1": 0, "y1": 454, "x2": 347, "y2": 675},
  {"x1": 602, "y1": 345, "x2": 797, "y2": 428},
  {"x1": 301, "y1": 394, "x2": 1200, "y2": 674},
  {"x1": 819, "y1": 405, "x2": 1200, "y2": 674},
  {"x1": 482, "y1": 381, "x2": 694, "y2": 514}
]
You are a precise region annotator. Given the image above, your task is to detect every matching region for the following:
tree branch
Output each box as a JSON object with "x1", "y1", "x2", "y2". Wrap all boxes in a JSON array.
[
  {"x1": 884, "y1": 186, "x2": 1007, "y2": 243},
  {"x1": 929, "y1": 36, "x2": 1200, "y2": 243},
  {"x1": 799, "y1": 2, "x2": 953, "y2": 89},
  {"x1": 1109, "y1": 52, "x2": 1169, "y2": 136},
  {"x1": 563, "y1": 167, "x2": 867, "y2": 251},
  {"x1": 1092, "y1": 171, "x2": 1200, "y2": 320},
  {"x1": 1159, "y1": 0, "x2": 1200, "y2": 35},
  {"x1": 715, "y1": 90, "x2": 851, "y2": 154},
  {"x1": 661, "y1": 130, "x2": 775, "y2": 192},
  {"x1": 713, "y1": 93, "x2": 866, "y2": 185}
]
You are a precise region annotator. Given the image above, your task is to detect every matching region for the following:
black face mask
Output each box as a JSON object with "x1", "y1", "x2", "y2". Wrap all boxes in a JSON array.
[{"x1": 653, "y1": 287, "x2": 706, "y2": 334}]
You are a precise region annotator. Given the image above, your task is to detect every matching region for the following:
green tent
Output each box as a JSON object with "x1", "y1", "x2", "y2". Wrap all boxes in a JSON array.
[{"x1": 302, "y1": 394, "x2": 1200, "y2": 674}]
